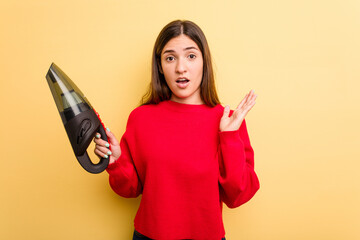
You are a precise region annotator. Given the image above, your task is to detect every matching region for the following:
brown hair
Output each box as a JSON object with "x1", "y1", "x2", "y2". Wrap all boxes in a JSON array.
[{"x1": 140, "y1": 20, "x2": 220, "y2": 107}]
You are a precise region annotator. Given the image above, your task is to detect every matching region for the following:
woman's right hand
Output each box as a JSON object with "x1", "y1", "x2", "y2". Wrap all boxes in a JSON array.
[{"x1": 94, "y1": 128, "x2": 121, "y2": 165}]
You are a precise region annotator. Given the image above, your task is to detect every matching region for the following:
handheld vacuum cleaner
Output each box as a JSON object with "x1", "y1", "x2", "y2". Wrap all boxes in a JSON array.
[{"x1": 46, "y1": 63, "x2": 110, "y2": 174}]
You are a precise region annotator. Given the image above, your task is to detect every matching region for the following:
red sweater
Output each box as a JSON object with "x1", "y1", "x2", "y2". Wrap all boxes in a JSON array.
[{"x1": 106, "y1": 100, "x2": 259, "y2": 240}]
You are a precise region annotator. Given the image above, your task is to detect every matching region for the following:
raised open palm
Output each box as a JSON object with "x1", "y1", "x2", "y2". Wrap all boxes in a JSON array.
[{"x1": 220, "y1": 89, "x2": 257, "y2": 132}]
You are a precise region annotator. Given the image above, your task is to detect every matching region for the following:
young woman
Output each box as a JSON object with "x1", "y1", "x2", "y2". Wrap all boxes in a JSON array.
[{"x1": 94, "y1": 20, "x2": 260, "y2": 240}]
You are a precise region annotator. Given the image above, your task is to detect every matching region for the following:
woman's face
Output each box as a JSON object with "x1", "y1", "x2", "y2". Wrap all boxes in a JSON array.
[{"x1": 160, "y1": 34, "x2": 204, "y2": 104}]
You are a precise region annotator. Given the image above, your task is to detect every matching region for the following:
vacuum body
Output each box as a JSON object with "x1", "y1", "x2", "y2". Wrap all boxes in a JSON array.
[{"x1": 46, "y1": 63, "x2": 109, "y2": 173}]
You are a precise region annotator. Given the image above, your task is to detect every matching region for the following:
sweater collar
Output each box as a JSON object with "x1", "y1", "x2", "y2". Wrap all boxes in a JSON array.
[{"x1": 161, "y1": 100, "x2": 214, "y2": 112}]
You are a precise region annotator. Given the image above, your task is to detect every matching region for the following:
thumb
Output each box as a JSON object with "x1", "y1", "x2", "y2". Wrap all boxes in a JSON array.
[
  {"x1": 105, "y1": 127, "x2": 119, "y2": 146},
  {"x1": 222, "y1": 105, "x2": 230, "y2": 119}
]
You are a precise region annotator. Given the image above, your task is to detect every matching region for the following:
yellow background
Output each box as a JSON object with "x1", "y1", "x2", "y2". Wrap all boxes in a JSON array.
[{"x1": 1, "y1": 0, "x2": 359, "y2": 239}]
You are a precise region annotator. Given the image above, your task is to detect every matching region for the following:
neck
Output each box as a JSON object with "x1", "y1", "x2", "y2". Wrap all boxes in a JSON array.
[{"x1": 170, "y1": 94, "x2": 204, "y2": 105}]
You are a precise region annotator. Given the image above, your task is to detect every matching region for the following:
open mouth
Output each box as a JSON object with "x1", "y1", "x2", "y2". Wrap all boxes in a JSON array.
[
  {"x1": 175, "y1": 78, "x2": 190, "y2": 88},
  {"x1": 176, "y1": 79, "x2": 190, "y2": 83}
]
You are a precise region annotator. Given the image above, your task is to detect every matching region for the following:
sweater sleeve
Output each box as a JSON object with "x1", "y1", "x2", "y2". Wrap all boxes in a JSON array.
[
  {"x1": 106, "y1": 114, "x2": 142, "y2": 198},
  {"x1": 218, "y1": 119, "x2": 260, "y2": 208}
]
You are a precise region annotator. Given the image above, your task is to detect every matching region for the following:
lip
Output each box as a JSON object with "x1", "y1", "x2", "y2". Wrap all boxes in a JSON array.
[
  {"x1": 176, "y1": 77, "x2": 190, "y2": 82},
  {"x1": 175, "y1": 77, "x2": 190, "y2": 89}
]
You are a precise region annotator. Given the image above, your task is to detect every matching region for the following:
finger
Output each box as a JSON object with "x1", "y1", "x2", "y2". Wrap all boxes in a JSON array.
[
  {"x1": 243, "y1": 98, "x2": 256, "y2": 114},
  {"x1": 94, "y1": 132, "x2": 106, "y2": 143},
  {"x1": 242, "y1": 96, "x2": 256, "y2": 110},
  {"x1": 246, "y1": 90, "x2": 255, "y2": 102},
  {"x1": 236, "y1": 95, "x2": 247, "y2": 110},
  {"x1": 234, "y1": 103, "x2": 255, "y2": 122},
  {"x1": 248, "y1": 91, "x2": 257, "y2": 102},
  {"x1": 100, "y1": 144, "x2": 112, "y2": 155},
  {"x1": 237, "y1": 90, "x2": 253, "y2": 110},
  {"x1": 95, "y1": 138, "x2": 112, "y2": 152},
  {"x1": 94, "y1": 134, "x2": 110, "y2": 148},
  {"x1": 237, "y1": 94, "x2": 256, "y2": 117},
  {"x1": 94, "y1": 148, "x2": 111, "y2": 159},
  {"x1": 94, "y1": 132, "x2": 101, "y2": 140},
  {"x1": 104, "y1": 128, "x2": 119, "y2": 146},
  {"x1": 242, "y1": 91, "x2": 257, "y2": 107},
  {"x1": 246, "y1": 90, "x2": 253, "y2": 100},
  {"x1": 247, "y1": 93, "x2": 257, "y2": 107},
  {"x1": 222, "y1": 105, "x2": 231, "y2": 118}
]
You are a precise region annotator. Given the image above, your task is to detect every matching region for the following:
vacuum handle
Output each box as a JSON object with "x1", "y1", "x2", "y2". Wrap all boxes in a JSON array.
[{"x1": 76, "y1": 123, "x2": 110, "y2": 174}]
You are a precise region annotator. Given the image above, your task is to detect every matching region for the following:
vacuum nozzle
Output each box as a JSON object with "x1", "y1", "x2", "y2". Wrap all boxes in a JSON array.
[{"x1": 46, "y1": 63, "x2": 109, "y2": 174}]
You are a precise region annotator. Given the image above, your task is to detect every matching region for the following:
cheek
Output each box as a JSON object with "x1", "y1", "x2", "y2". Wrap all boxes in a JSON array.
[
  {"x1": 163, "y1": 71, "x2": 173, "y2": 85},
  {"x1": 161, "y1": 63, "x2": 172, "y2": 79},
  {"x1": 195, "y1": 61, "x2": 204, "y2": 80}
]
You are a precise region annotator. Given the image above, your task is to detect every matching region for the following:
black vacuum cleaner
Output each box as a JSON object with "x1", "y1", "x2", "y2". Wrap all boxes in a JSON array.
[{"x1": 46, "y1": 63, "x2": 109, "y2": 174}]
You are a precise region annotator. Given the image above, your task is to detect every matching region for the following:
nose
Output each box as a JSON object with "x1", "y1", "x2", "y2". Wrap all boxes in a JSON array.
[{"x1": 175, "y1": 57, "x2": 187, "y2": 74}]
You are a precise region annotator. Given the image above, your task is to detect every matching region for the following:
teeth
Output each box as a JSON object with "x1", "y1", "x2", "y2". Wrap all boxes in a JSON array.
[{"x1": 176, "y1": 78, "x2": 188, "y2": 82}]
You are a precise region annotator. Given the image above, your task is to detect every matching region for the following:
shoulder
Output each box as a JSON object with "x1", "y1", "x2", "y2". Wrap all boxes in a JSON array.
[
  {"x1": 131, "y1": 102, "x2": 166, "y2": 115},
  {"x1": 129, "y1": 104, "x2": 154, "y2": 118},
  {"x1": 126, "y1": 103, "x2": 162, "y2": 126}
]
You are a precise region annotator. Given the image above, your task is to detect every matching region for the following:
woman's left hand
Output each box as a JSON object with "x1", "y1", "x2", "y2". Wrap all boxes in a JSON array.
[{"x1": 220, "y1": 89, "x2": 257, "y2": 132}]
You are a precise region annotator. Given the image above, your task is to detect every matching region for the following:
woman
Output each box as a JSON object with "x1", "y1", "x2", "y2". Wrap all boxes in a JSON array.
[{"x1": 94, "y1": 20, "x2": 259, "y2": 240}]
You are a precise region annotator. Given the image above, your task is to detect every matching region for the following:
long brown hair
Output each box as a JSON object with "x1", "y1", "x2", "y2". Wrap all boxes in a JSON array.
[{"x1": 140, "y1": 20, "x2": 220, "y2": 107}]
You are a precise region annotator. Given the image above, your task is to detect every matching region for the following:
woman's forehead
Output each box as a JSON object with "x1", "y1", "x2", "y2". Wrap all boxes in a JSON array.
[{"x1": 162, "y1": 35, "x2": 200, "y2": 54}]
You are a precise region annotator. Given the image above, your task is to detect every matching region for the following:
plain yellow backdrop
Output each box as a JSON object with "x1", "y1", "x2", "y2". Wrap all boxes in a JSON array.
[{"x1": 1, "y1": 0, "x2": 359, "y2": 239}]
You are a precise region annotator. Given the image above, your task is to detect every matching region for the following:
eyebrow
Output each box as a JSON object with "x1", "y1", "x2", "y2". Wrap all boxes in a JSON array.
[{"x1": 162, "y1": 46, "x2": 200, "y2": 55}]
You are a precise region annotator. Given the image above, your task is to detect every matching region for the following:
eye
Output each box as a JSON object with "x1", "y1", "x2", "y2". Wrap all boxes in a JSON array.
[
  {"x1": 188, "y1": 54, "x2": 196, "y2": 59},
  {"x1": 166, "y1": 56, "x2": 175, "y2": 62}
]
